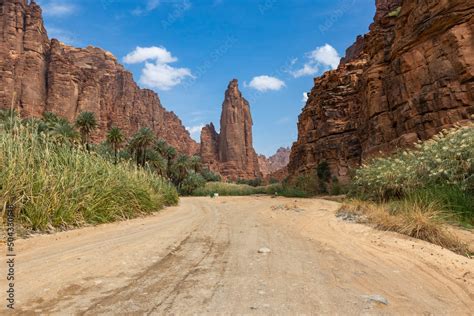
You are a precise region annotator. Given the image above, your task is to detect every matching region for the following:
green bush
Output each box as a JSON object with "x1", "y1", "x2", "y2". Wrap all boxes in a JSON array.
[
  {"x1": 293, "y1": 174, "x2": 318, "y2": 194},
  {"x1": 352, "y1": 124, "x2": 473, "y2": 224},
  {"x1": 192, "y1": 182, "x2": 310, "y2": 198},
  {"x1": 179, "y1": 172, "x2": 206, "y2": 195},
  {"x1": 201, "y1": 168, "x2": 221, "y2": 182},
  {"x1": 193, "y1": 182, "x2": 263, "y2": 196},
  {"x1": 353, "y1": 125, "x2": 473, "y2": 200},
  {"x1": 0, "y1": 125, "x2": 178, "y2": 231},
  {"x1": 236, "y1": 177, "x2": 263, "y2": 187}
]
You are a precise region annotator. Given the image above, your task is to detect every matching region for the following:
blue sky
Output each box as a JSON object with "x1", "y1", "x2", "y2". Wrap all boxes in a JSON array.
[{"x1": 38, "y1": 0, "x2": 375, "y2": 156}]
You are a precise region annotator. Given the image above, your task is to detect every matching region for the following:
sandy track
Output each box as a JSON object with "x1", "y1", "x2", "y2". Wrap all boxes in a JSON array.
[{"x1": 4, "y1": 196, "x2": 473, "y2": 315}]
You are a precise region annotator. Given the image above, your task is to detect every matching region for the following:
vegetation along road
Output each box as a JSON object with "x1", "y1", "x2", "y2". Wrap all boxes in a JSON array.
[{"x1": 13, "y1": 197, "x2": 474, "y2": 314}]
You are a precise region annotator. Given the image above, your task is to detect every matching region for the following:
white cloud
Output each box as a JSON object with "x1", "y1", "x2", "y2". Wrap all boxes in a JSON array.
[
  {"x1": 292, "y1": 64, "x2": 319, "y2": 78},
  {"x1": 186, "y1": 124, "x2": 204, "y2": 141},
  {"x1": 124, "y1": 46, "x2": 193, "y2": 91},
  {"x1": 123, "y1": 46, "x2": 177, "y2": 64},
  {"x1": 291, "y1": 44, "x2": 340, "y2": 78},
  {"x1": 41, "y1": 1, "x2": 77, "y2": 17},
  {"x1": 132, "y1": 0, "x2": 160, "y2": 15},
  {"x1": 246, "y1": 75, "x2": 286, "y2": 92},
  {"x1": 302, "y1": 92, "x2": 309, "y2": 103},
  {"x1": 146, "y1": 0, "x2": 161, "y2": 11},
  {"x1": 141, "y1": 62, "x2": 193, "y2": 91},
  {"x1": 310, "y1": 44, "x2": 341, "y2": 69}
]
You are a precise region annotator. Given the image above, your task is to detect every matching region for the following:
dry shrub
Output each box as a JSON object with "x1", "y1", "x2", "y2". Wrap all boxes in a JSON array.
[{"x1": 338, "y1": 200, "x2": 469, "y2": 255}]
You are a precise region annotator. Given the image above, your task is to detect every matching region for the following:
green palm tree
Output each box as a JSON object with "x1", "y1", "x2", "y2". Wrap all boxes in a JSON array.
[
  {"x1": 107, "y1": 127, "x2": 125, "y2": 164},
  {"x1": 146, "y1": 150, "x2": 168, "y2": 177},
  {"x1": 129, "y1": 127, "x2": 156, "y2": 166},
  {"x1": 169, "y1": 154, "x2": 190, "y2": 185},
  {"x1": 37, "y1": 112, "x2": 79, "y2": 145},
  {"x1": 52, "y1": 121, "x2": 80, "y2": 145},
  {"x1": 75, "y1": 111, "x2": 97, "y2": 151},
  {"x1": 154, "y1": 139, "x2": 178, "y2": 161},
  {"x1": 165, "y1": 146, "x2": 177, "y2": 161},
  {"x1": 189, "y1": 156, "x2": 202, "y2": 173}
]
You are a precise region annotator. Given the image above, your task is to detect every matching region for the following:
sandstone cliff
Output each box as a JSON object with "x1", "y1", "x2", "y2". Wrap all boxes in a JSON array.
[
  {"x1": 200, "y1": 80, "x2": 262, "y2": 180},
  {"x1": 0, "y1": 0, "x2": 198, "y2": 155},
  {"x1": 258, "y1": 147, "x2": 291, "y2": 177},
  {"x1": 289, "y1": 0, "x2": 474, "y2": 182}
]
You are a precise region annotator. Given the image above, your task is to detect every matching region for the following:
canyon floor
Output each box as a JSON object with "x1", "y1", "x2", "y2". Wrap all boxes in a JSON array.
[{"x1": 10, "y1": 197, "x2": 474, "y2": 315}]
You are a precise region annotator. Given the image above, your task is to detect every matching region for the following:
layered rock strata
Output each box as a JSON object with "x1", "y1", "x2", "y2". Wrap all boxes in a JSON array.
[
  {"x1": 0, "y1": 0, "x2": 198, "y2": 155},
  {"x1": 289, "y1": 0, "x2": 474, "y2": 182}
]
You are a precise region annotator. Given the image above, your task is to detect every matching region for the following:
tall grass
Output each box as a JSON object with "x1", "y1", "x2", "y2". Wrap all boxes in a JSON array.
[
  {"x1": 0, "y1": 125, "x2": 178, "y2": 231},
  {"x1": 352, "y1": 124, "x2": 473, "y2": 224}
]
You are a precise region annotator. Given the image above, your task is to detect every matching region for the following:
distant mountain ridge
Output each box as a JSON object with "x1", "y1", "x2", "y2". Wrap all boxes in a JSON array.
[{"x1": 258, "y1": 147, "x2": 290, "y2": 177}]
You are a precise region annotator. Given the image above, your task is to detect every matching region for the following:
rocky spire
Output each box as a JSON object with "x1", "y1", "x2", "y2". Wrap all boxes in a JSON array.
[{"x1": 200, "y1": 79, "x2": 262, "y2": 179}]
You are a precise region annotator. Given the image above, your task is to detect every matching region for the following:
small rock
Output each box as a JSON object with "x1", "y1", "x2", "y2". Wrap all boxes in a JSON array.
[
  {"x1": 258, "y1": 247, "x2": 271, "y2": 254},
  {"x1": 363, "y1": 294, "x2": 389, "y2": 305}
]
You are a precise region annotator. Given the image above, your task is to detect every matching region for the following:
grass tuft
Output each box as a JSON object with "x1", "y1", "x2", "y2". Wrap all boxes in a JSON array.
[{"x1": 338, "y1": 200, "x2": 469, "y2": 255}]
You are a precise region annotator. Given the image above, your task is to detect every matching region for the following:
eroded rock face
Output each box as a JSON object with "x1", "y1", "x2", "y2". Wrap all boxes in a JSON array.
[
  {"x1": 258, "y1": 147, "x2": 291, "y2": 177},
  {"x1": 289, "y1": 0, "x2": 474, "y2": 182},
  {"x1": 0, "y1": 0, "x2": 198, "y2": 155},
  {"x1": 200, "y1": 123, "x2": 220, "y2": 173},
  {"x1": 200, "y1": 80, "x2": 262, "y2": 179}
]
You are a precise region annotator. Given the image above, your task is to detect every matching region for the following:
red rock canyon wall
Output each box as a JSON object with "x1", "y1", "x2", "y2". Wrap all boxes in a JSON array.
[
  {"x1": 289, "y1": 0, "x2": 474, "y2": 182},
  {"x1": 0, "y1": 0, "x2": 198, "y2": 155}
]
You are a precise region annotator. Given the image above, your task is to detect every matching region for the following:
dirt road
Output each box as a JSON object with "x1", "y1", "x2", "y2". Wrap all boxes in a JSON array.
[{"x1": 5, "y1": 197, "x2": 474, "y2": 314}]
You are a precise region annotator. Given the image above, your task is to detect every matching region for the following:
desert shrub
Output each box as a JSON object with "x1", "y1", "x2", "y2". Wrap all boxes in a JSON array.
[
  {"x1": 351, "y1": 124, "x2": 473, "y2": 225},
  {"x1": 293, "y1": 174, "x2": 318, "y2": 194},
  {"x1": 193, "y1": 182, "x2": 263, "y2": 196},
  {"x1": 317, "y1": 161, "x2": 331, "y2": 183},
  {"x1": 316, "y1": 161, "x2": 332, "y2": 193},
  {"x1": 236, "y1": 177, "x2": 263, "y2": 187},
  {"x1": 269, "y1": 177, "x2": 279, "y2": 184},
  {"x1": 353, "y1": 125, "x2": 474, "y2": 200},
  {"x1": 274, "y1": 184, "x2": 311, "y2": 198},
  {"x1": 191, "y1": 182, "x2": 310, "y2": 198},
  {"x1": 179, "y1": 172, "x2": 206, "y2": 195},
  {"x1": 338, "y1": 200, "x2": 468, "y2": 255},
  {"x1": 201, "y1": 168, "x2": 221, "y2": 182}
]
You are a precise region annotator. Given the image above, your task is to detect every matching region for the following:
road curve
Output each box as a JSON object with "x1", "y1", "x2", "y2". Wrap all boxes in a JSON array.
[{"x1": 6, "y1": 196, "x2": 474, "y2": 315}]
